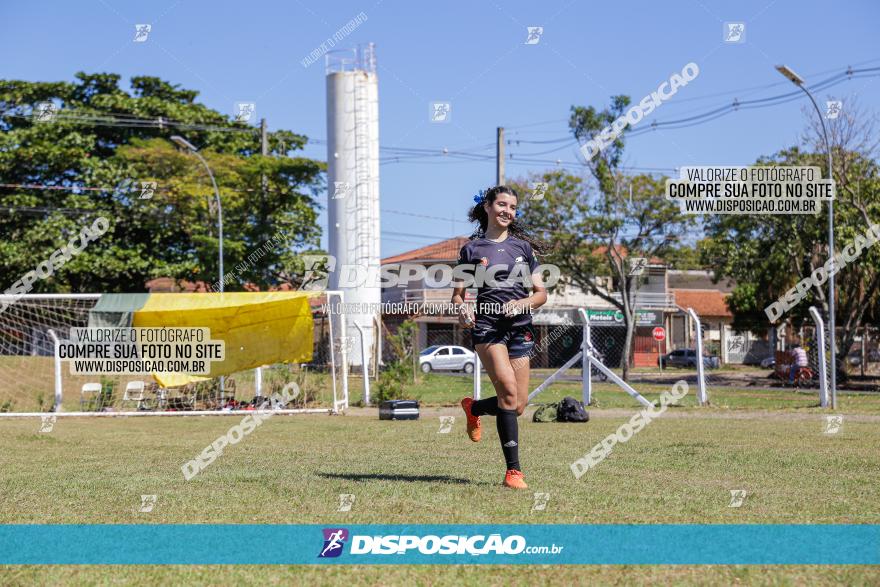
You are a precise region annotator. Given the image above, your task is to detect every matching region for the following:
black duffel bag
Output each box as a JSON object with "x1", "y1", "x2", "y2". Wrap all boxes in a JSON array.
[{"x1": 557, "y1": 396, "x2": 589, "y2": 423}]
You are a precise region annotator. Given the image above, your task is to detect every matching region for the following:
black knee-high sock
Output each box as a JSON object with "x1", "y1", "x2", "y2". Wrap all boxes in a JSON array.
[
  {"x1": 496, "y1": 408, "x2": 520, "y2": 471},
  {"x1": 470, "y1": 396, "x2": 499, "y2": 417}
]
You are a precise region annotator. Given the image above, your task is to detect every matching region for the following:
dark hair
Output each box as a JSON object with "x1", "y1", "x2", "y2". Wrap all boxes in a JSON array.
[{"x1": 468, "y1": 185, "x2": 550, "y2": 254}]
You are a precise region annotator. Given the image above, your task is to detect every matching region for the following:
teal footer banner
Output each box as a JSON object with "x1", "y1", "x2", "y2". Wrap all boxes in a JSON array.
[{"x1": 1, "y1": 525, "x2": 878, "y2": 565}]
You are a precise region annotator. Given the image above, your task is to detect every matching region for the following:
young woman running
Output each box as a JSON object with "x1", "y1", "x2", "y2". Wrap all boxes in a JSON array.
[{"x1": 451, "y1": 185, "x2": 549, "y2": 489}]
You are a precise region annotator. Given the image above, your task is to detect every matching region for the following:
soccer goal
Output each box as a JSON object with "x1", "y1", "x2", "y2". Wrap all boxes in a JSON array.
[{"x1": 0, "y1": 291, "x2": 349, "y2": 417}]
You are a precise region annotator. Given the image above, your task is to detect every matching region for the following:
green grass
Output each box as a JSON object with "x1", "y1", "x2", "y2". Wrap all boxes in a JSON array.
[
  {"x1": 1, "y1": 397, "x2": 880, "y2": 584},
  {"x1": 353, "y1": 371, "x2": 880, "y2": 412},
  {"x1": 4, "y1": 353, "x2": 876, "y2": 414},
  {"x1": 2, "y1": 564, "x2": 879, "y2": 586},
  {"x1": 2, "y1": 365, "x2": 879, "y2": 584}
]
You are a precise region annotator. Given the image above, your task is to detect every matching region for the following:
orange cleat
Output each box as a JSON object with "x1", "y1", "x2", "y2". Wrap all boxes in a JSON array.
[
  {"x1": 460, "y1": 397, "x2": 481, "y2": 442},
  {"x1": 503, "y1": 469, "x2": 528, "y2": 490}
]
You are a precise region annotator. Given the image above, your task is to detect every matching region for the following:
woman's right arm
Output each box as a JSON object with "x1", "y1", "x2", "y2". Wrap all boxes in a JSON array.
[{"x1": 452, "y1": 285, "x2": 474, "y2": 328}]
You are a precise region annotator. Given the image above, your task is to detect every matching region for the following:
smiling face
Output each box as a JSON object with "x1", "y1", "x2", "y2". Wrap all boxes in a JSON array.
[{"x1": 484, "y1": 192, "x2": 518, "y2": 229}]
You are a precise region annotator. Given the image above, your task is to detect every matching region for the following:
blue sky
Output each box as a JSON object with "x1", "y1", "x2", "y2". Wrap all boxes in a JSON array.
[{"x1": 2, "y1": 0, "x2": 878, "y2": 257}]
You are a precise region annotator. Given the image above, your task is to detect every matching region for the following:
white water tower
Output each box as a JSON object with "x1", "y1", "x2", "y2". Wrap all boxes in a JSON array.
[{"x1": 326, "y1": 43, "x2": 380, "y2": 367}]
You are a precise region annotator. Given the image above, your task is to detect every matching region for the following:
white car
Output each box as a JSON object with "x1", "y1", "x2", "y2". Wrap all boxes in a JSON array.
[{"x1": 419, "y1": 345, "x2": 476, "y2": 374}]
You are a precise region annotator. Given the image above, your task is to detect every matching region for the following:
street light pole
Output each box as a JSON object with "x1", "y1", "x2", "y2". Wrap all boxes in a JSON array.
[
  {"x1": 170, "y1": 135, "x2": 226, "y2": 401},
  {"x1": 775, "y1": 65, "x2": 836, "y2": 409},
  {"x1": 170, "y1": 136, "x2": 224, "y2": 293}
]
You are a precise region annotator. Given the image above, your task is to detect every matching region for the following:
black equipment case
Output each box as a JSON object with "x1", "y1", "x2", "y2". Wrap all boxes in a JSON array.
[{"x1": 379, "y1": 400, "x2": 420, "y2": 420}]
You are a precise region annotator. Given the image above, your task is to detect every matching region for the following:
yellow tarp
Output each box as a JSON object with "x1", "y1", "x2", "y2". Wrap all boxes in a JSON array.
[{"x1": 132, "y1": 292, "x2": 319, "y2": 388}]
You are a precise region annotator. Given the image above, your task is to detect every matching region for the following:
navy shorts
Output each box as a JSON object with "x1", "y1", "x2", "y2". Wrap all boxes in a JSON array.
[{"x1": 471, "y1": 322, "x2": 536, "y2": 359}]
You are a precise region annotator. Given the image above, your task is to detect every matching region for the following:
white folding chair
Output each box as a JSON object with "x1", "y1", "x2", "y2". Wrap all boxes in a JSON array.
[
  {"x1": 80, "y1": 382, "x2": 103, "y2": 411},
  {"x1": 122, "y1": 381, "x2": 147, "y2": 410}
]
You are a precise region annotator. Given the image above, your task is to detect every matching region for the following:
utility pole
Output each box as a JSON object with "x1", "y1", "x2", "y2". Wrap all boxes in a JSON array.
[
  {"x1": 496, "y1": 126, "x2": 505, "y2": 186},
  {"x1": 260, "y1": 117, "x2": 268, "y2": 192},
  {"x1": 260, "y1": 118, "x2": 268, "y2": 245}
]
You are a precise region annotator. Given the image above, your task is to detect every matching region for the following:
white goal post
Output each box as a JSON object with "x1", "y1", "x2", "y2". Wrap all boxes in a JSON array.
[
  {"x1": 808, "y1": 306, "x2": 830, "y2": 408},
  {"x1": 0, "y1": 291, "x2": 350, "y2": 417},
  {"x1": 686, "y1": 307, "x2": 709, "y2": 406}
]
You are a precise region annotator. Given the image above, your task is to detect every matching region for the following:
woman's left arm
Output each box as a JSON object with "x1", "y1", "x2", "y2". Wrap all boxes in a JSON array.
[
  {"x1": 527, "y1": 276, "x2": 548, "y2": 309},
  {"x1": 523, "y1": 241, "x2": 548, "y2": 310},
  {"x1": 501, "y1": 276, "x2": 546, "y2": 317},
  {"x1": 503, "y1": 242, "x2": 548, "y2": 316}
]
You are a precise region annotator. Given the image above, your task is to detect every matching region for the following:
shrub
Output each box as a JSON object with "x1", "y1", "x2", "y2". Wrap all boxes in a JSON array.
[
  {"x1": 266, "y1": 364, "x2": 320, "y2": 407},
  {"x1": 376, "y1": 319, "x2": 419, "y2": 403},
  {"x1": 97, "y1": 377, "x2": 117, "y2": 410}
]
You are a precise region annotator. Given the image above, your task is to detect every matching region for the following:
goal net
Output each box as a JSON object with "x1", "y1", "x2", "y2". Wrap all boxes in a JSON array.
[{"x1": 0, "y1": 292, "x2": 348, "y2": 415}]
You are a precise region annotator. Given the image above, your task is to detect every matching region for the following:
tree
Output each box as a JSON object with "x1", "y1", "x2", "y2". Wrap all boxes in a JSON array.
[
  {"x1": 663, "y1": 240, "x2": 711, "y2": 270},
  {"x1": 0, "y1": 73, "x2": 325, "y2": 293},
  {"x1": 520, "y1": 98, "x2": 695, "y2": 381},
  {"x1": 702, "y1": 99, "x2": 880, "y2": 377}
]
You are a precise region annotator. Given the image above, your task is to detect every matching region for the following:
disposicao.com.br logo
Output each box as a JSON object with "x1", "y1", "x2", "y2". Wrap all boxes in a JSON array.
[{"x1": 317, "y1": 528, "x2": 563, "y2": 558}]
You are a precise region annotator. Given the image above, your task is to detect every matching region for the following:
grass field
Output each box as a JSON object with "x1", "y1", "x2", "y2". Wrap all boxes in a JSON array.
[
  {"x1": 2, "y1": 372, "x2": 879, "y2": 585},
  {"x1": 353, "y1": 371, "x2": 880, "y2": 412}
]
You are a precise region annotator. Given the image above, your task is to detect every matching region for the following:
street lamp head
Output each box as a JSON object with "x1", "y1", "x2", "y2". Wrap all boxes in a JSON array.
[
  {"x1": 775, "y1": 65, "x2": 805, "y2": 86},
  {"x1": 170, "y1": 135, "x2": 198, "y2": 152}
]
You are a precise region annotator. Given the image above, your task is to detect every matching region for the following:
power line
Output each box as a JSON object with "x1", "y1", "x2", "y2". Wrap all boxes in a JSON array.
[
  {"x1": 503, "y1": 62, "x2": 880, "y2": 128},
  {"x1": 381, "y1": 142, "x2": 495, "y2": 154},
  {"x1": 381, "y1": 67, "x2": 878, "y2": 167},
  {"x1": 0, "y1": 205, "x2": 96, "y2": 216},
  {"x1": 660, "y1": 57, "x2": 880, "y2": 109},
  {"x1": 1, "y1": 111, "x2": 260, "y2": 135},
  {"x1": 0, "y1": 182, "x2": 311, "y2": 196},
  {"x1": 383, "y1": 230, "x2": 456, "y2": 240},
  {"x1": 507, "y1": 136, "x2": 573, "y2": 145},
  {"x1": 506, "y1": 141, "x2": 577, "y2": 157},
  {"x1": 498, "y1": 66, "x2": 879, "y2": 149},
  {"x1": 0, "y1": 184, "x2": 480, "y2": 228},
  {"x1": 5, "y1": 63, "x2": 873, "y2": 153},
  {"x1": 382, "y1": 208, "x2": 471, "y2": 224},
  {"x1": 380, "y1": 158, "x2": 484, "y2": 167},
  {"x1": 0, "y1": 183, "x2": 119, "y2": 193},
  {"x1": 4, "y1": 64, "x2": 876, "y2": 184},
  {"x1": 506, "y1": 118, "x2": 569, "y2": 130}
]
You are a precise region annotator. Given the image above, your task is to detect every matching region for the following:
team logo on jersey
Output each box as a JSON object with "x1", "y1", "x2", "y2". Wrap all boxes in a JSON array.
[
  {"x1": 480, "y1": 257, "x2": 489, "y2": 267},
  {"x1": 319, "y1": 528, "x2": 349, "y2": 558},
  {"x1": 515, "y1": 256, "x2": 524, "y2": 262},
  {"x1": 524, "y1": 330, "x2": 533, "y2": 343}
]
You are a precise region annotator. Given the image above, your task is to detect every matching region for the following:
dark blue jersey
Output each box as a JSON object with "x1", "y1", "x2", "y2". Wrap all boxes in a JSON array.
[{"x1": 456, "y1": 235, "x2": 540, "y2": 329}]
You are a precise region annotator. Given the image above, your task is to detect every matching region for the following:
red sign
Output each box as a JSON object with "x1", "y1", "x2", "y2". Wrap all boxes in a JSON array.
[{"x1": 652, "y1": 327, "x2": 666, "y2": 342}]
